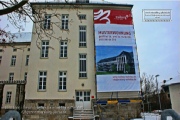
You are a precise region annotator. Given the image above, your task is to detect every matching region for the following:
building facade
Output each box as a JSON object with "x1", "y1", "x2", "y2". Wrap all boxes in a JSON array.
[
  {"x1": 0, "y1": 42, "x2": 30, "y2": 115},
  {"x1": 0, "y1": 1, "x2": 141, "y2": 120},
  {"x1": 163, "y1": 75, "x2": 180, "y2": 115}
]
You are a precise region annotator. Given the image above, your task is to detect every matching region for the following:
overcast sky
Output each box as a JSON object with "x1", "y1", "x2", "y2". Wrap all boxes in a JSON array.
[
  {"x1": 1, "y1": 0, "x2": 180, "y2": 85},
  {"x1": 116, "y1": 0, "x2": 180, "y2": 84}
]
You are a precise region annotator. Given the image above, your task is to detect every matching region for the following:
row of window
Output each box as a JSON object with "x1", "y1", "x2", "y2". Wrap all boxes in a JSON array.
[
  {"x1": 37, "y1": 102, "x2": 66, "y2": 108},
  {"x1": 38, "y1": 71, "x2": 66, "y2": 91},
  {"x1": 0, "y1": 55, "x2": 29, "y2": 66},
  {"x1": 38, "y1": 57, "x2": 87, "y2": 91},
  {"x1": 8, "y1": 72, "x2": 27, "y2": 82},
  {"x1": 5, "y1": 90, "x2": 91, "y2": 104},
  {"x1": 13, "y1": 48, "x2": 30, "y2": 52},
  {"x1": 43, "y1": 14, "x2": 86, "y2": 30},
  {"x1": 41, "y1": 39, "x2": 86, "y2": 59},
  {"x1": 0, "y1": 48, "x2": 30, "y2": 53},
  {"x1": 0, "y1": 26, "x2": 86, "y2": 64},
  {"x1": 0, "y1": 48, "x2": 30, "y2": 65}
]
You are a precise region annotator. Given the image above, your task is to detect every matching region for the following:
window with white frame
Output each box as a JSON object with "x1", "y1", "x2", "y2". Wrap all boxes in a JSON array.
[
  {"x1": 38, "y1": 71, "x2": 47, "y2": 90},
  {"x1": 11, "y1": 55, "x2": 16, "y2": 66},
  {"x1": 79, "y1": 54, "x2": 87, "y2": 78},
  {"x1": 62, "y1": 15, "x2": 68, "y2": 30},
  {"x1": 41, "y1": 41, "x2": 49, "y2": 58},
  {"x1": 6, "y1": 91, "x2": 12, "y2": 103},
  {"x1": 60, "y1": 41, "x2": 67, "y2": 58},
  {"x1": 59, "y1": 71, "x2": 67, "y2": 91},
  {"x1": 44, "y1": 14, "x2": 51, "y2": 29},
  {"x1": 84, "y1": 91, "x2": 90, "y2": 101},
  {"x1": 24, "y1": 72, "x2": 27, "y2": 81},
  {"x1": 79, "y1": 26, "x2": 86, "y2": 47},
  {"x1": 0, "y1": 56, "x2": 2, "y2": 65},
  {"x1": 78, "y1": 14, "x2": 86, "y2": 20},
  {"x1": 25, "y1": 55, "x2": 29, "y2": 66},
  {"x1": 9, "y1": 73, "x2": 14, "y2": 82}
]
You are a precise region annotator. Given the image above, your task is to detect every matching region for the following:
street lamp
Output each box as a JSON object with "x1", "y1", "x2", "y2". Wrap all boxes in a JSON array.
[
  {"x1": 155, "y1": 74, "x2": 161, "y2": 110},
  {"x1": 163, "y1": 78, "x2": 173, "y2": 84}
]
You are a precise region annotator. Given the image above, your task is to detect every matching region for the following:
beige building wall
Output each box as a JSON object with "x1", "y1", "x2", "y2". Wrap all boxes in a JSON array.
[
  {"x1": 26, "y1": 4, "x2": 139, "y2": 101},
  {"x1": 26, "y1": 8, "x2": 96, "y2": 100},
  {"x1": 0, "y1": 43, "x2": 30, "y2": 108},
  {"x1": 169, "y1": 84, "x2": 180, "y2": 114},
  {"x1": 2, "y1": 85, "x2": 17, "y2": 108}
]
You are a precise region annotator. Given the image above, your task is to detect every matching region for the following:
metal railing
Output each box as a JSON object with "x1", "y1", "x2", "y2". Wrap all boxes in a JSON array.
[{"x1": 0, "y1": 80, "x2": 26, "y2": 84}]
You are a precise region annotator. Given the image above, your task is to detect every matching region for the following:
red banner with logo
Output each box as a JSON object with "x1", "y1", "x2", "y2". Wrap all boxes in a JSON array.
[{"x1": 94, "y1": 9, "x2": 133, "y2": 25}]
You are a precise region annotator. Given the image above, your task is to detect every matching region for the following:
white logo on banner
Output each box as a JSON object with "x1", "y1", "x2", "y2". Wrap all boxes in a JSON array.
[
  {"x1": 94, "y1": 9, "x2": 110, "y2": 23},
  {"x1": 115, "y1": 15, "x2": 130, "y2": 20}
]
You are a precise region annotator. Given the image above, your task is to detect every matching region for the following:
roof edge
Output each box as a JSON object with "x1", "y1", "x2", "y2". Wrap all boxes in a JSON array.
[
  {"x1": 30, "y1": 2, "x2": 133, "y2": 8},
  {"x1": 0, "y1": 42, "x2": 31, "y2": 46}
]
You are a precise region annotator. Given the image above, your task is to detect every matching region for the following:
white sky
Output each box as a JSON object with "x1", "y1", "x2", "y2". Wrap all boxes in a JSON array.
[{"x1": 0, "y1": 0, "x2": 180, "y2": 85}]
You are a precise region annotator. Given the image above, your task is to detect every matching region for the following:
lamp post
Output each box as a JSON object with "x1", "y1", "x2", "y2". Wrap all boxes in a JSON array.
[
  {"x1": 163, "y1": 78, "x2": 173, "y2": 84},
  {"x1": 155, "y1": 74, "x2": 161, "y2": 110}
]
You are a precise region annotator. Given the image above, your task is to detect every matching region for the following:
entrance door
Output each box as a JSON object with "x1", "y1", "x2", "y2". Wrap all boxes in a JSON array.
[{"x1": 75, "y1": 91, "x2": 91, "y2": 109}]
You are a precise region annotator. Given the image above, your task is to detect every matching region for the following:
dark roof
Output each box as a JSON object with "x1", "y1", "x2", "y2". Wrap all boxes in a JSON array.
[
  {"x1": 162, "y1": 75, "x2": 180, "y2": 87},
  {"x1": 118, "y1": 51, "x2": 133, "y2": 58},
  {"x1": 0, "y1": 42, "x2": 31, "y2": 46},
  {"x1": 0, "y1": 32, "x2": 31, "y2": 45},
  {"x1": 98, "y1": 56, "x2": 117, "y2": 63},
  {"x1": 30, "y1": 2, "x2": 133, "y2": 9}
]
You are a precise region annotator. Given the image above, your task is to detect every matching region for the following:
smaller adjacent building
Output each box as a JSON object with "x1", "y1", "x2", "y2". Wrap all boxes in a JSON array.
[
  {"x1": 162, "y1": 75, "x2": 180, "y2": 115},
  {"x1": 0, "y1": 32, "x2": 31, "y2": 115}
]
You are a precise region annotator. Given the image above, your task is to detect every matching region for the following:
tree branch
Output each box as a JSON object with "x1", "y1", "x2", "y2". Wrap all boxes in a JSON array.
[{"x1": 0, "y1": 0, "x2": 29, "y2": 15}]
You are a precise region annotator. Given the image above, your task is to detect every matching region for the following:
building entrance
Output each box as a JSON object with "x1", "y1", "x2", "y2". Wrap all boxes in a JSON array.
[{"x1": 75, "y1": 91, "x2": 91, "y2": 109}]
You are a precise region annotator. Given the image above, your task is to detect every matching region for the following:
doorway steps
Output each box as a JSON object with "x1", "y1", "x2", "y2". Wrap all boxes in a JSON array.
[{"x1": 73, "y1": 109, "x2": 95, "y2": 120}]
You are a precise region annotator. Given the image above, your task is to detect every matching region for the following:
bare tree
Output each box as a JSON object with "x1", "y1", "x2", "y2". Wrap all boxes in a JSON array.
[
  {"x1": 0, "y1": 0, "x2": 82, "y2": 45},
  {"x1": 0, "y1": 0, "x2": 28, "y2": 15},
  {"x1": 141, "y1": 72, "x2": 156, "y2": 95}
]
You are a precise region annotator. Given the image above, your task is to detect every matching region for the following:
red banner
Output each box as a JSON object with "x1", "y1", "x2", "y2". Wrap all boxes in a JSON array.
[{"x1": 94, "y1": 9, "x2": 133, "y2": 25}]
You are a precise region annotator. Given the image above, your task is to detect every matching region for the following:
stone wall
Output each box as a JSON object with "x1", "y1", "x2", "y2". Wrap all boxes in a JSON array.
[
  {"x1": 93, "y1": 100, "x2": 141, "y2": 120},
  {"x1": 23, "y1": 99, "x2": 75, "y2": 120}
]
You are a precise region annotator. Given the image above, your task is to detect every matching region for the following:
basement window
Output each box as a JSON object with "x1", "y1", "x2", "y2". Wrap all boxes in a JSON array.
[
  {"x1": 59, "y1": 103, "x2": 65, "y2": 107},
  {"x1": 38, "y1": 103, "x2": 44, "y2": 109}
]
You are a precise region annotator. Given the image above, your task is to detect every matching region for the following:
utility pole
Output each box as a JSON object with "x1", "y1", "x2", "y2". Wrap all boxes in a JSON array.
[{"x1": 155, "y1": 74, "x2": 161, "y2": 110}]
